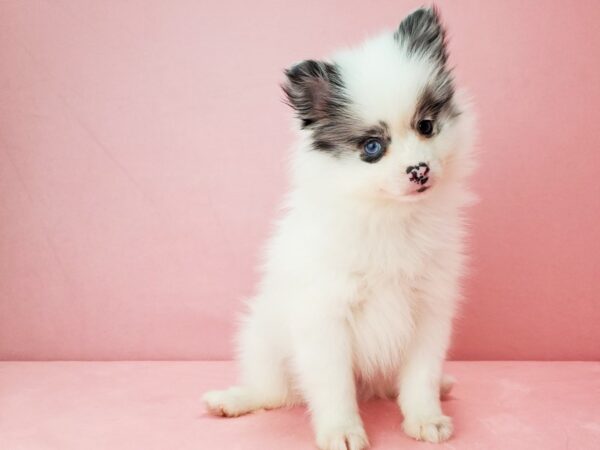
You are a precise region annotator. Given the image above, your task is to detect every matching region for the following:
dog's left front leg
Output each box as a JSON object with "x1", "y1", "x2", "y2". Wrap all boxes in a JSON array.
[
  {"x1": 398, "y1": 308, "x2": 454, "y2": 443},
  {"x1": 291, "y1": 291, "x2": 368, "y2": 450}
]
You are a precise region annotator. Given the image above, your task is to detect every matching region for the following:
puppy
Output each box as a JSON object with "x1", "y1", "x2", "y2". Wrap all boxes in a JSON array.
[{"x1": 204, "y1": 6, "x2": 475, "y2": 449}]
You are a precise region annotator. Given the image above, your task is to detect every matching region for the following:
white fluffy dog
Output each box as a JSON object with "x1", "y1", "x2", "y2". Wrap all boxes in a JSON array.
[{"x1": 204, "y1": 6, "x2": 475, "y2": 449}]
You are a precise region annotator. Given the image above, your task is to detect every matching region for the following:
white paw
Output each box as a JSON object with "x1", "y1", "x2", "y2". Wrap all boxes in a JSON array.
[
  {"x1": 203, "y1": 387, "x2": 255, "y2": 417},
  {"x1": 316, "y1": 424, "x2": 369, "y2": 450},
  {"x1": 402, "y1": 414, "x2": 453, "y2": 443}
]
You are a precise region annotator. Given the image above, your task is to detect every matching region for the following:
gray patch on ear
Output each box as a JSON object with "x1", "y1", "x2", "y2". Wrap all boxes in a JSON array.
[
  {"x1": 282, "y1": 60, "x2": 349, "y2": 129},
  {"x1": 413, "y1": 68, "x2": 458, "y2": 127},
  {"x1": 282, "y1": 59, "x2": 366, "y2": 156},
  {"x1": 395, "y1": 6, "x2": 448, "y2": 66},
  {"x1": 396, "y1": 7, "x2": 459, "y2": 133}
]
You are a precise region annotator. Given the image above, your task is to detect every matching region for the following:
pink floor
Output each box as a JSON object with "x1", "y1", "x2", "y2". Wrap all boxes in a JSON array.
[{"x1": 0, "y1": 361, "x2": 599, "y2": 450}]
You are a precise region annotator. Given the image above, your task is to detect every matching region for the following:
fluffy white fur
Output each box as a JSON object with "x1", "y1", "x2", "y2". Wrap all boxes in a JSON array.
[{"x1": 204, "y1": 10, "x2": 475, "y2": 450}]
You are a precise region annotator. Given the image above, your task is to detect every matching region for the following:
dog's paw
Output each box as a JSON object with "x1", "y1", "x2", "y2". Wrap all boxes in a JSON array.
[
  {"x1": 316, "y1": 424, "x2": 369, "y2": 450},
  {"x1": 203, "y1": 387, "x2": 256, "y2": 417},
  {"x1": 402, "y1": 414, "x2": 453, "y2": 443}
]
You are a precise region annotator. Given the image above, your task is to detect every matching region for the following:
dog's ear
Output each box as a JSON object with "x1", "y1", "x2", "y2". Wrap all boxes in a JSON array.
[
  {"x1": 282, "y1": 60, "x2": 345, "y2": 128},
  {"x1": 395, "y1": 6, "x2": 448, "y2": 65}
]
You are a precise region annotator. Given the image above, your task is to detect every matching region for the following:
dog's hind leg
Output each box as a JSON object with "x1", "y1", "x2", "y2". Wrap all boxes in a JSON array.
[
  {"x1": 203, "y1": 312, "x2": 292, "y2": 417},
  {"x1": 440, "y1": 374, "x2": 456, "y2": 397}
]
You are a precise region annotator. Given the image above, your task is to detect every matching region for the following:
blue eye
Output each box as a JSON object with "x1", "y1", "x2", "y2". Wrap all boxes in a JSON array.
[{"x1": 363, "y1": 138, "x2": 384, "y2": 160}]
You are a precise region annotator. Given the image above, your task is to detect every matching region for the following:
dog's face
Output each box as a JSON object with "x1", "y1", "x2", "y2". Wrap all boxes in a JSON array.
[{"x1": 283, "y1": 7, "x2": 473, "y2": 203}]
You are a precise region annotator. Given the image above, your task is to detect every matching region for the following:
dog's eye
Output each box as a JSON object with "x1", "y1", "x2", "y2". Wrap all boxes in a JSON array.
[
  {"x1": 416, "y1": 119, "x2": 434, "y2": 137},
  {"x1": 364, "y1": 139, "x2": 382, "y2": 155},
  {"x1": 362, "y1": 138, "x2": 385, "y2": 162}
]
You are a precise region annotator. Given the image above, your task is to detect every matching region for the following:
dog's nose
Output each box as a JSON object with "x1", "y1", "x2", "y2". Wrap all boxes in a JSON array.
[{"x1": 406, "y1": 162, "x2": 430, "y2": 185}]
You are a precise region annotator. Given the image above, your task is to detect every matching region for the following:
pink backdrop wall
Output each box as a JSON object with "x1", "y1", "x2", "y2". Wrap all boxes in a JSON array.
[{"x1": 1, "y1": 0, "x2": 599, "y2": 361}]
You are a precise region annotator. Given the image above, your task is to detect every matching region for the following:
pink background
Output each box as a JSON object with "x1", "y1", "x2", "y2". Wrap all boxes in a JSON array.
[{"x1": 1, "y1": 0, "x2": 599, "y2": 361}]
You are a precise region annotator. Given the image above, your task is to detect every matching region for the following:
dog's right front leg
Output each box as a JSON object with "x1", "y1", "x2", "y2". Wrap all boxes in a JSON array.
[{"x1": 291, "y1": 291, "x2": 368, "y2": 450}]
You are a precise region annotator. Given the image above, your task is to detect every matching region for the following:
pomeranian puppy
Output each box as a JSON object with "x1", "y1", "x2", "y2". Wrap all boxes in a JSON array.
[{"x1": 204, "y1": 6, "x2": 475, "y2": 449}]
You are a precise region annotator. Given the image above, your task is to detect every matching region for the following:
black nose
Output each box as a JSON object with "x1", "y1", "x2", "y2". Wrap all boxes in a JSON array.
[{"x1": 406, "y1": 162, "x2": 430, "y2": 185}]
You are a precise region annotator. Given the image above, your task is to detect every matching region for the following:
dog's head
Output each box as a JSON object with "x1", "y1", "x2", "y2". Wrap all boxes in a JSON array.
[{"x1": 283, "y1": 7, "x2": 474, "y2": 203}]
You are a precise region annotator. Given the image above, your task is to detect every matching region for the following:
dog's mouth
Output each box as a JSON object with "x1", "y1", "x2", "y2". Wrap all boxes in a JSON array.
[
  {"x1": 379, "y1": 183, "x2": 433, "y2": 202},
  {"x1": 398, "y1": 184, "x2": 433, "y2": 202}
]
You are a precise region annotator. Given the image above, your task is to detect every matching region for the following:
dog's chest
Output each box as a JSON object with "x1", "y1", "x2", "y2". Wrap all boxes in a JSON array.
[
  {"x1": 343, "y1": 222, "x2": 436, "y2": 378},
  {"x1": 346, "y1": 272, "x2": 419, "y2": 381}
]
